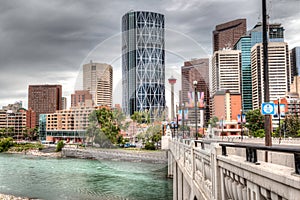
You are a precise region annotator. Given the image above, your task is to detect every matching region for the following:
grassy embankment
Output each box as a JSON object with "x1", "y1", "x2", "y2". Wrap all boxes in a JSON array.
[{"x1": 0, "y1": 137, "x2": 43, "y2": 153}]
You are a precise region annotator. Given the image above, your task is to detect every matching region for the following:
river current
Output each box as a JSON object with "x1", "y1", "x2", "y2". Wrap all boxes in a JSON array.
[{"x1": 0, "y1": 153, "x2": 172, "y2": 200}]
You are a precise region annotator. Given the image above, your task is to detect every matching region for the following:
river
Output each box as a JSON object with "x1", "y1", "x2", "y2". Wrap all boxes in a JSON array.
[{"x1": 0, "y1": 153, "x2": 172, "y2": 200}]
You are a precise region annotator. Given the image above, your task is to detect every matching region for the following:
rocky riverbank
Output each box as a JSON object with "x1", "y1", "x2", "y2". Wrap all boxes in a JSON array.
[
  {"x1": 6, "y1": 146, "x2": 167, "y2": 163},
  {"x1": 7, "y1": 147, "x2": 61, "y2": 158},
  {"x1": 0, "y1": 193, "x2": 34, "y2": 200},
  {"x1": 62, "y1": 147, "x2": 168, "y2": 163}
]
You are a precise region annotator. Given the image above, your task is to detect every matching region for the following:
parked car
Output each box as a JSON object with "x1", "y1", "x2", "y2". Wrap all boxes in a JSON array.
[{"x1": 124, "y1": 143, "x2": 136, "y2": 148}]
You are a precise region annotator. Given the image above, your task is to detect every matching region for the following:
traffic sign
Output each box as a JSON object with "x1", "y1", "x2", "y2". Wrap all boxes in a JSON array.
[{"x1": 261, "y1": 102, "x2": 275, "y2": 115}]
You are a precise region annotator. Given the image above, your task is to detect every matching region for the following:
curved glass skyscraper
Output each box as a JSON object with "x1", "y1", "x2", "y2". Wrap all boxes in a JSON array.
[{"x1": 122, "y1": 11, "x2": 165, "y2": 116}]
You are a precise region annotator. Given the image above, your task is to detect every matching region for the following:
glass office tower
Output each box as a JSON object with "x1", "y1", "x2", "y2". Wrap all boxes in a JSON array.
[
  {"x1": 234, "y1": 35, "x2": 252, "y2": 112},
  {"x1": 122, "y1": 11, "x2": 165, "y2": 117}
]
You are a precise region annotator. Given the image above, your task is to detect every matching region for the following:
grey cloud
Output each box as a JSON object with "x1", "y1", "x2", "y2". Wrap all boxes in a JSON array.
[{"x1": 0, "y1": 0, "x2": 299, "y2": 108}]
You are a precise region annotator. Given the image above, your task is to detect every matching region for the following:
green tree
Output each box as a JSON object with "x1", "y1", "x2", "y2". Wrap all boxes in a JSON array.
[
  {"x1": 86, "y1": 110, "x2": 101, "y2": 146},
  {"x1": 144, "y1": 124, "x2": 162, "y2": 150},
  {"x1": 285, "y1": 115, "x2": 300, "y2": 137},
  {"x1": 95, "y1": 107, "x2": 120, "y2": 145},
  {"x1": 112, "y1": 109, "x2": 130, "y2": 131},
  {"x1": 273, "y1": 120, "x2": 285, "y2": 138},
  {"x1": 0, "y1": 137, "x2": 13, "y2": 152},
  {"x1": 131, "y1": 111, "x2": 143, "y2": 124},
  {"x1": 208, "y1": 116, "x2": 219, "y2": 128},
  {"x1": 253, "y1": 129, "x2": 265, "y2": 138},
  {"x1": 56, "y1": 140, "x2": 64, "y2": 152},
  {"x1": 0, "y1": 128, "x2": 6, "y2": 138},
  {"x1": 245, "y1": 109, "x2": 264, "y2": 136}
]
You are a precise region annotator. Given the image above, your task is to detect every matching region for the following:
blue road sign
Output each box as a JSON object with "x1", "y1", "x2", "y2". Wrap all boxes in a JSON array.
[{"x1": 261, "y1": 102, "x2": 276, "y2": 115}]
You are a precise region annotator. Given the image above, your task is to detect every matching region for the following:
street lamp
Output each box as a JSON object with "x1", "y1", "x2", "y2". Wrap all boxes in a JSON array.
[
  {"x1": 193, "y1": 80, "x2": 198, "y2": 140},
  {"x1": 182, "y1": 103, "x2": 185, "y2": 139},
  {"x1": 240, "y1": 109, "x2": 243, "y2": 141},
  {"x1": 201, "y1": 101, "x2": 206, "y2": 138},
  {"x1": 278, "y1": 98, "x2": 282, "y2": 144}
]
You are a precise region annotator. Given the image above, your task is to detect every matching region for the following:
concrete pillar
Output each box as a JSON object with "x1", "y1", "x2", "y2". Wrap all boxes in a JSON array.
[
  {"x1": 182, "y1": 175, "x2": 191, "y2": 200},
  {"x1": 178, "y1": 166, "x2": 183, "y2": 200},
  {"x1": 162, "y1": 135, "x2": 171, "y2": 150},
  {"x1": 173, "y1": 162, "x2": 178, "y2": 200},
  {"x1": 211, "y1": 143, "x2": 222, "y2": 200},
  {"x1": 168, "y1": 151, "x2": 173, "y2": 178}
]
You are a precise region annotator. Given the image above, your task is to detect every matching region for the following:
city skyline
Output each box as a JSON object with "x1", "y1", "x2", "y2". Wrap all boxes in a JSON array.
[{"x1": 1, "y1": 0, "x2": 300, "y2": 110}]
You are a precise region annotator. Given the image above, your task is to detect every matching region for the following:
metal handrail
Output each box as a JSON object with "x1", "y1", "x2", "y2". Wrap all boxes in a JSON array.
[{"x1": 219, "y1": 142, "x2": 300, "y2": 175}]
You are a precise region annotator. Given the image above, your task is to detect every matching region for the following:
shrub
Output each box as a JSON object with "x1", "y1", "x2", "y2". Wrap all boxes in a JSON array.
[
  {"x1": 253, "y1": 129, "x2": 265, "y2": 138},
  {"x1": 144, "y1": 141, "x2": 155, "y2": 150},
  {"x1": 0, "y1": 137, "x2": 13, "y2": 152},
  {"x1": 10, "y1": 142, "x2": 43, "y2": 152},
  {"x1": 56, "y1": 140, "x2": 64, "y2": 152}
]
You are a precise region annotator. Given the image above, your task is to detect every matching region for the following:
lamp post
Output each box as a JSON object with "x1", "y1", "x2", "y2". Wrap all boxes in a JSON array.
[
  {"x1": 262, "y1": 0, "x2": 272, "y2": 148},
  {"x1": 176, "y1": 113, "x2": 179, "y2": 139},
  {"x1": 202, "y1": 101, "x2": 206, "y2": 138},
  {"x1": 182, "y1": 103, "x2": 185, "y2": 139},
  {"x1": 221, "y1": 117, "x2": 224, "y2": 140},
  {"x1": 193, "y1": 80, "x2": 198, "y2": 140},
  {"x1": 278, "y1": 98, "x2": 281, "y2": 144},
  {"x1": 240, "y1": 109, "x2": 243, "y2": 141}
]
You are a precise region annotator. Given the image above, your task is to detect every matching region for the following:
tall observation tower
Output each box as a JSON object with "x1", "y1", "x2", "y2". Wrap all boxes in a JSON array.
[
  {"x1": 122, "y1": 11, "x2": 165, "y2": 117},
  {"x1": 168, "y1": 76, "x2": 177, "y2": 120}
]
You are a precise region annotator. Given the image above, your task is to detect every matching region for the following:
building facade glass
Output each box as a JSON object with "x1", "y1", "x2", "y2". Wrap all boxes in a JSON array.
[
  {"x1": 122, "y1": 11, "x2": 165, "y2": 117},
  {"x1": 234, "y1": 36, "x2": 253, "y2": 112},
  {"x1": 250, "y1": 22, "x2": 284, "y2": 47},
  {"x1": 290, "y1": 47, "x2": 300, "y2": 77}
]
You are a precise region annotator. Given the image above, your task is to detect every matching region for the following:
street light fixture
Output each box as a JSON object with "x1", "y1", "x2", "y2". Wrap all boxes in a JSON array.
[
  {"x1": 278, "y1": 98, "x2": 282, "y2": 144},
  {"x1": 240, "y1": 109, "x2": 243, "y2": 141},
  {"x1": 193, "y1": 80, "x2": 198, "y2": 140},
  {"x1": 202, "y1": 101, "x2": 206, "y2": 138},
  {"x1": 182, "y1": 103, "x2": 185, "y2": 139}
]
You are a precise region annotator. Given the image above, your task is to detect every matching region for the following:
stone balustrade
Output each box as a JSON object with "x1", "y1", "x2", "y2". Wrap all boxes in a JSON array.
[{"x1": 167, "y1": 138, "x2": 300, "y2": 200}]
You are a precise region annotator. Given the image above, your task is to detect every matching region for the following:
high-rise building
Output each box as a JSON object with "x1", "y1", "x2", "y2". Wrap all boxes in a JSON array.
[
  {"x1": 290, "y1": 47, "x2": 300, "y2": 78},
  {"x1": 232, "y1": 22, "x2": 285, "y2": 112},
  {"x1": 212, "y1": 50, "x2": 241, "y2": 96},
  {"x1": 83, "y1": 61, "x2": 113, "y2": 107},
  {"x1": 211, "y1": 50, "x2": 241, "y2": 118},
  {"x1": 251, "y1": 42, "x2": 291, "y2": 110},
  {"x1": 26, "y1": 108, "x2": 36, "y2": 130},
  {"x1": 45, "y1": 105, "x2": 95, "y2": 143},
  {"x1": 213, "y1": 90, "x2": 242, "y2": 123},
  {"x1": 290, "y1": 76, "x2": 300, "y2": 95},
  {"x1": 234, "y1": 35, "x2": 252, "y2": 112},
  {"x1": 250, "y1": 22, "x2": 285, "y2": 47},
  {"x1": 2, "y1": 101, "x2": 23, "y2": 112},
  {"x1": 71, "y1": 90, "x2": 93, "y2": 108},
  {"x1": 213, "y1": 19, "x2": 247, "y2": 52},
  {"x1": 213, "y1": 90, "x2": 242, "y2": 136},
  {"x1": 0, "y1": 103, "x2": 36, "y2": 137},
  {"x1": 28, "y1": 85, "x2": 62, "y2": 126},
  {"x1": 62, "y1": 97, "x2": 67, "y2": 110},
  {"x1": 181, "y1": 58, "x2": 210, "y2": 124},
  {"x1": 122, "y1": 11, "x2": 165, "y2": 117}
]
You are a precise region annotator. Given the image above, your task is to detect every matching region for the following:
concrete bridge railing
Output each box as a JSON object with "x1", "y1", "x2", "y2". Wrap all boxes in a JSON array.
[{"x1": 166, "y1": 138, "x2": 300, "y2": 200}]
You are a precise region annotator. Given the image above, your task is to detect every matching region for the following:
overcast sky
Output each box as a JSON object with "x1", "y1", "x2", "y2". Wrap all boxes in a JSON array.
[{"x1": 0, "y1": 0, "x2": 300, "y2": 112}]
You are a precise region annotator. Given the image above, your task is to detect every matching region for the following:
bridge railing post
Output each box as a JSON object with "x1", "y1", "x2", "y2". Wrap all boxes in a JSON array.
[
  {"x1": 294, "y1": 153, "x2": 300, "y2": 174},
  {"x1": 211, "y1": 143, "x2": 223, "y2": 200},
  {"x1": 191, "y1": 141, "x2": 195, "y2": 180}
]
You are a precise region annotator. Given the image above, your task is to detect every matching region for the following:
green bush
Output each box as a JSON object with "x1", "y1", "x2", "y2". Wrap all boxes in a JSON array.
[
  {"x1": 11, "y1": 142, "x2": 43, "y2": 152},
  {"x1": 144, "y1": 141, "x2": 155, "y2": 150},
  {"x1": 253, "y1": 129, "x2": 265, "y2": 138},
  {"x1": 56, "y1": 140, "x2": 64, "y2": 152},
  {"x1": 0, "y1": 137, "x2": 13, "y2": 152}
]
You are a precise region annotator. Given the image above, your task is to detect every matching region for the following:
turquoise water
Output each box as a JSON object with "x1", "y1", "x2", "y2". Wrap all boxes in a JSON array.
[{"x1": 0, "y1": 153, "x2": 172, "y2": 200}]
